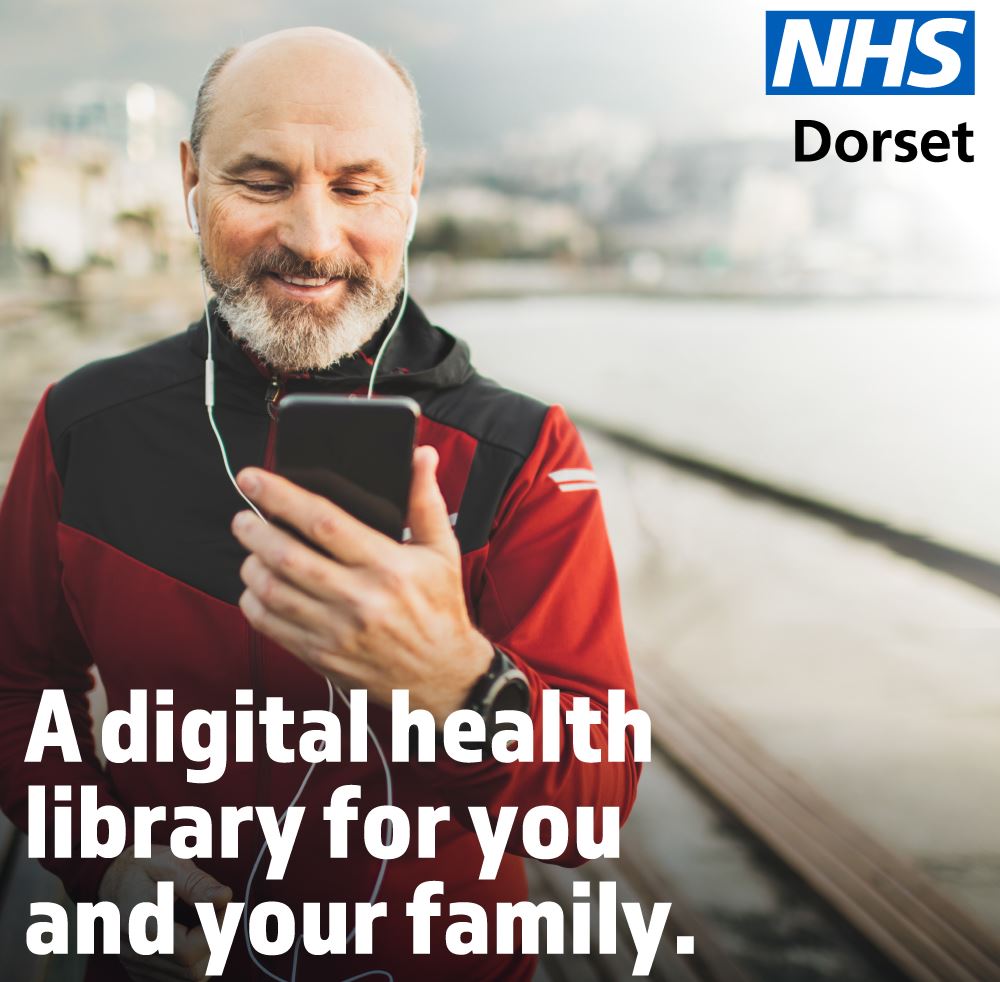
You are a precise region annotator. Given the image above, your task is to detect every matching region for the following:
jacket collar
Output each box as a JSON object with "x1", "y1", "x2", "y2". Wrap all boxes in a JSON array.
[{"x1": 186, "y1": 295, "x2": 474, "y2": 393}]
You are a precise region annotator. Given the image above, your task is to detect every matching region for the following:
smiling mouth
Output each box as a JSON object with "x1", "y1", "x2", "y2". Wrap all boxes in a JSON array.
[{"x1": 268, "y1": 272, "x2": 343, "y2": 288}]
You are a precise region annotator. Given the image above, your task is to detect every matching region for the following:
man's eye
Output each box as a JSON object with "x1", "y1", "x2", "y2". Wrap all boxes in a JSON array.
[
  {"x1": 244, "y1": 182, "x2": 285, "y2": 194},
  {"x1": 336, "y1": 187, "x2": 371, "y2": 198}
]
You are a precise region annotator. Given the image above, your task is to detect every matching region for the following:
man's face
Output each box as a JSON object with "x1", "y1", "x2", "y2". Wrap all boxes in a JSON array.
[{"x1": 181, "y1": 35, "x2": 423, "y2": 373}]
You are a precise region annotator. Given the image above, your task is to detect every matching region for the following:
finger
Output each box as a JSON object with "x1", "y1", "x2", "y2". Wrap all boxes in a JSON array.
[
  {"x1": 234, "y1": 521, "x2": 359, "y2": 605},
  {"x1": 165, "y1": 858, "x2": 231, "y2": 908},
  {"x1": 406, "y1": 445, "x2": 455, "y2": 552},
  {"x1": 239, "y1": 551, "x2": 357, "y2": 622},
  {"x1": 239, "y1": 589, "x2": 381, "y2": 685},
  {"x1": 239, "y1": 587, "x2": 319, "y2": 651},
  {"x1": 239, "y1": 556, "x2": 381, "y2": 666},
  {"x1": 144, "y1": 853, "x2": 228, "y2": 907},
  {"x1": 235, "y1": 467, "x2": 394, "y2": 566}
]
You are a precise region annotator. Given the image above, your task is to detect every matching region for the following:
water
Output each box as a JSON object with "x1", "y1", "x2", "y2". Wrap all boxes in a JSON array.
[{"x1": 427, "y1": 295, "x2": 1000, "y2": 563}]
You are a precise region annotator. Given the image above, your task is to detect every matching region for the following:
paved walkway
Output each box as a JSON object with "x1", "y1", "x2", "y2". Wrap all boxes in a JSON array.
[{"x1": 585, "y1": 428, "x2": 1000, "y2": 935}]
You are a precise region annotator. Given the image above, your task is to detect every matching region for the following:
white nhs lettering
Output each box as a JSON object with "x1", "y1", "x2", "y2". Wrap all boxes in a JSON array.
[{"x1": 772, "y1": 16, "x2": 968, "y2": 89}]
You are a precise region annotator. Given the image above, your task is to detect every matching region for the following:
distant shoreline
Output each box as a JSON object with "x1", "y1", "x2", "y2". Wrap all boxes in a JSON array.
[{"x1": 1, "y1": 261, "x2": 995, "y2": 313}]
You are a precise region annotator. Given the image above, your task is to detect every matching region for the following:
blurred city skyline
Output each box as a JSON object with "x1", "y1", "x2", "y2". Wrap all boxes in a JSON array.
[
  {"x1": 0, "y1": 0, "x2": 792, "y2": 151},
  {"x1": 0, "y1": 1, "x2": 997, "y2": 297}
]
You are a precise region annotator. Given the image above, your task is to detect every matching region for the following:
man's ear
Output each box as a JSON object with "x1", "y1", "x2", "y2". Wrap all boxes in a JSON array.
[{"x1": 179, "y1": 140, "x2": 198, "y2": 212}]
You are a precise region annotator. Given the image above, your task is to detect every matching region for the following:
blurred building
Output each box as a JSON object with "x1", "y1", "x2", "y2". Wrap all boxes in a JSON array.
[
  {"x1": 12, "y1": 81, "x2": 191, "y2": 275},
  {"x1": 427, "y1": 123, "x2": 987, "y2": 298},
  {"x1": 48, "y1": 81, "x2": 185, "y2": 163},
  {"x1": 0, "y1": 83, "x2": 987, "y2": 297},
  {"x1": 416, "y1": 185, "x2": 599, "y2": 260}
]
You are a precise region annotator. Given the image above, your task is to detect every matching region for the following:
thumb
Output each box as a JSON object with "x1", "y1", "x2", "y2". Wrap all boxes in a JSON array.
[
  {"x1": 171, "y1": 857, "x2": 232, "y2": 907},
  {"x1": 406, "y1": 445, "x2": 454, "y2": 550}
]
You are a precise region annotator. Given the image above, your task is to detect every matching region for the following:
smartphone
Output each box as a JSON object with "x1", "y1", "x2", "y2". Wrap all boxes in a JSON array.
[{"x1": 274, "y1": 394, "x2": 419, "y2": 542}]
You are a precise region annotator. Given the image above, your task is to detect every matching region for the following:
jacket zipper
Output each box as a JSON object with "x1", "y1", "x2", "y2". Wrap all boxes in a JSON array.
[
  {"x1": 265, "y1": 374, "x2": 282, "y2": 423},
  {"x1": 263, "y1": 374, "x2": 281, "y2": 465}
]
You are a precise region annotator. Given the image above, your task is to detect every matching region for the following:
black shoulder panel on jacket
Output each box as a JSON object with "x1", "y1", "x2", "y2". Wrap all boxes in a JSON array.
[
  {"x1": 421, "y1": 372, "x2": 550, "y2": 552},
  {"x1": 45, "y1": 328, "x2": 261, "y2": 605},
  {"x1": 46, "y1": 331, "x2": 202, "y2": 448},
  {"x1": 421, "y1": 371, "x2": 548, "y2": 457}
]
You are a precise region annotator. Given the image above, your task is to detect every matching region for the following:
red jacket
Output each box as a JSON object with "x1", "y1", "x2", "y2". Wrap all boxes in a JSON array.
[{"x1": 0, "y1": 300, "x2": 640, "y2": 980}]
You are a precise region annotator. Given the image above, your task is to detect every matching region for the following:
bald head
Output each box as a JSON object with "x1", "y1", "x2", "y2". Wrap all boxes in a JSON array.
[
  {"x1": 180, "y1": 25, "x2": 426, "y2": 373},
  {"x1": 190, "y1": 28, "x2": 423, "y2": 166}
]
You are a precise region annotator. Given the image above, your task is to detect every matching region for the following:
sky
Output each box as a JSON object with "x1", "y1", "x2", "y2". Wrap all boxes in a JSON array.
[
  {"x1": 0, "y1": 0, "x2": 801, "y2": 151},
  {"x1": 1, "y1": 1, "x2": 994, "y2": 151}
]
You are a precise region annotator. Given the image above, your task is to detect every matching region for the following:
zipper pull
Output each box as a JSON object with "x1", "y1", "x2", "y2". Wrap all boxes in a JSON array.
[{"x1": 265, "y1": 375, "x2": 282, "y2": 420}]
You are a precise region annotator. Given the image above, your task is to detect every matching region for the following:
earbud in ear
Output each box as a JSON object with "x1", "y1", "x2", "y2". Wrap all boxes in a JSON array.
[
  {"x1": 187, "y1": 186, "x2": 200, "y2": 236},
  {"x1": 405, "y1": 195, "x2": 418, "y2": 245}
]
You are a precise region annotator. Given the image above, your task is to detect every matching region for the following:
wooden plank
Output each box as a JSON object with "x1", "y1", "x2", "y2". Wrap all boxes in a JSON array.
[
  {"x1": 613, "y1": 848, "x2": 751, "y2": 982},
  {"x1": 527, "y1": 860, "x2": 618, "y2": 982},
  {"x1": 637, "y1": 667, "x2": 1000, "y2": 982}
]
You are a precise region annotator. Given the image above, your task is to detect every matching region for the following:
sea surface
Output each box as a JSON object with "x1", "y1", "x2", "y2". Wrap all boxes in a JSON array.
[{"x1": 428, "y1": 295, "x2": 1000, "y2": 562}]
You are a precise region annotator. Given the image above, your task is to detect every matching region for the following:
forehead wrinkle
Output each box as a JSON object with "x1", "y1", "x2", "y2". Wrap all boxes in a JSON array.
[
  {"x1": 218, "y1": 139, "x2": 397, "y2": 184},
  {"x1": 215, "y1": 114, "x2": 408, "y2": 180},
  {"x1": 204, "y1": 52, "x2": 416, "y2": 176}
]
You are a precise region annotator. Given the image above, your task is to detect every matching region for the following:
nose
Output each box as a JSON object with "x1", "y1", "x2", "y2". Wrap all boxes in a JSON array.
[{"x1": 274, "y1": 184, "x2": 345, "y2": 261}]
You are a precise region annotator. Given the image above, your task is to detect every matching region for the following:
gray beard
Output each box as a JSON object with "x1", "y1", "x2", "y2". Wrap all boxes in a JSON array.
[{"x1": 203, "y1": 256, "x2": 402, "y2": 374}]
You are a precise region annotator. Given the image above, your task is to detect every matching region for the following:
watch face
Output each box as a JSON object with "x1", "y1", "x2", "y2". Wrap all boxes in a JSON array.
[{"x1": 489, "y1": 673, "x2": 531, "y2": 718}]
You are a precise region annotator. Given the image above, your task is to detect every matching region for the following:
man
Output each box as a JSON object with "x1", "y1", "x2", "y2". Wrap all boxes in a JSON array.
[{"x1": 0, "y1": 27, "x2": 640, "y2": 981}]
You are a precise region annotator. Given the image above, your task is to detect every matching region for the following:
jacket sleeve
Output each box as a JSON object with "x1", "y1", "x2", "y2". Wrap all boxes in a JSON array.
[
  {"x1": 0, "y1": 389, "x2": 130, "y2": 902},
  {"x1": 429, "y1": 403, "x2": 642, "y2": 865}
]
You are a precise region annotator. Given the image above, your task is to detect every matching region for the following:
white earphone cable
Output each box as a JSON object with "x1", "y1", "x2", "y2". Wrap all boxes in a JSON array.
[
  {"x1": 200, "y1": 270, "x2": 266, "y2": 521},
  {"x1": 195, "y1": 201, "x2": 411, "y2": 981},
  {"x1": 365, "y1": 249, "x2": 409, "y2": 400},
  {"x1": 242, "y1": 677, "x2": 395, "y2": 982}
]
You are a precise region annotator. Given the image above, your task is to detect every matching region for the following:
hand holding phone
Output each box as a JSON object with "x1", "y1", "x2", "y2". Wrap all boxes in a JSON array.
[{"x1": 232, "y1": 429, "x2": 495, "y2": 726}]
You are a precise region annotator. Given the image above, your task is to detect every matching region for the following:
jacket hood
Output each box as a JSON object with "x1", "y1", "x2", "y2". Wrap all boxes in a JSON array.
[{"x1": 186, "y1": 295, "x2": 475, "y2": 394}]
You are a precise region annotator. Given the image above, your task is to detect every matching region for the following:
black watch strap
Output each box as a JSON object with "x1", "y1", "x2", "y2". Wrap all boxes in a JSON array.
[{"x1": 464, "y1": 645, "x2": 531, "y2": 740}]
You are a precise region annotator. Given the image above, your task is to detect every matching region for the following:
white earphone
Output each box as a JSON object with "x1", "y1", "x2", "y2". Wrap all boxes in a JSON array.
[
  {"x1": 188, "y1": 177, "x2": 414, "y2": 982},
  {"x1": 404, "y1": 194, "x2": 418, "y2": 244},
  {"x1": 187, "y1": 185, "x2": 200, "y2": 236}
]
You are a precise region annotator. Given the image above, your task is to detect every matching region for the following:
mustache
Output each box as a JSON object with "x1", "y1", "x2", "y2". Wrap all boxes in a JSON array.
[{"x1": 240, "y1": 248, "x2": 375, "y2": 285}]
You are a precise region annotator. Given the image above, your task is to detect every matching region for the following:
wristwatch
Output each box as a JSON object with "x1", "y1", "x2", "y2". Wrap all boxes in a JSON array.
[{"x1": 464, "y1": 645, "x2": 531, "y2": 741}]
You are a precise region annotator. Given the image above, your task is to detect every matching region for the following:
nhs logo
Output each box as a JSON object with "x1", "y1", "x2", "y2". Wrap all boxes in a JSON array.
[{"x1": 766, "y1": 11, "x2": 975, "y2": 94}]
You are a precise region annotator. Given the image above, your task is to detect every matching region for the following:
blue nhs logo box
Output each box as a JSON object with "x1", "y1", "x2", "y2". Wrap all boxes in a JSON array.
[{"x1": 766, "y1": 11, "x2": 974, "y2": 94}]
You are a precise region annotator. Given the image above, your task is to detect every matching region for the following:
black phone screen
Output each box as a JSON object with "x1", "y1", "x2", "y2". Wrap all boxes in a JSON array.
[{"x1": 274, "y1": 394, "x2": 419, "y2": 542}]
